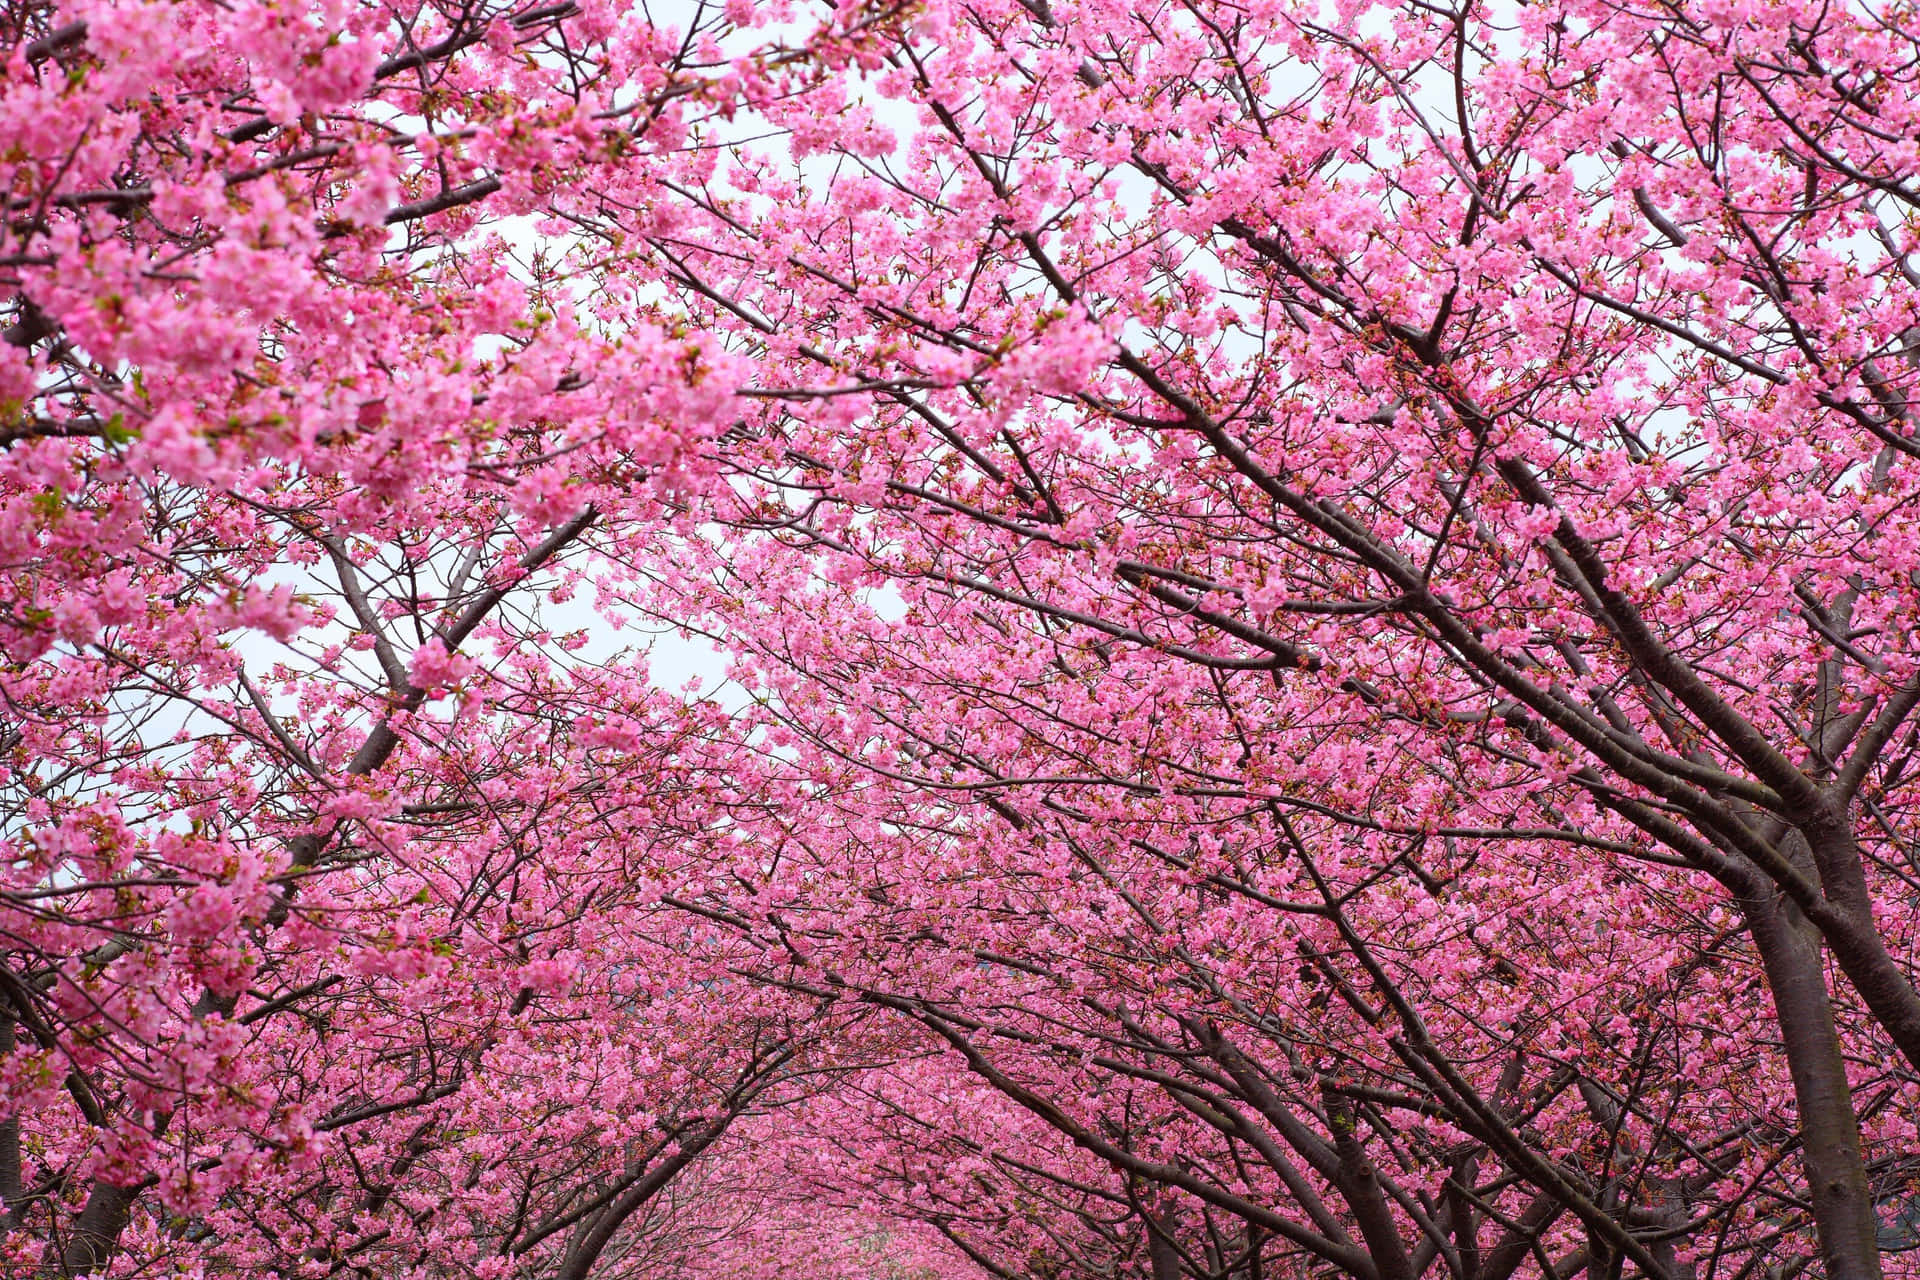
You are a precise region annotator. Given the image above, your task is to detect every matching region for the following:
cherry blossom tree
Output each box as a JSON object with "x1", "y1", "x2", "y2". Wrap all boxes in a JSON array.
[
  {"x1": 0, "y1": 0, "x2": 895, "y2": 1273},
  {"x1": 609, "y1": 0, "x2": 1920, "y2": 1277},
  {"x1": 10, "y1": 0, "x2": 1920, "y2": 1277}
]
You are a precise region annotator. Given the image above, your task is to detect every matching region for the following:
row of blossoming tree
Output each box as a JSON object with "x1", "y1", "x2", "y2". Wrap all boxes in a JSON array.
[{"x1": 5, "y1": 0, "x2": 1920, "y2": 1277}]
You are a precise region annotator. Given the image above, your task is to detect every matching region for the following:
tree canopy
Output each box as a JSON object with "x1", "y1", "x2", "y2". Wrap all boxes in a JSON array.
[{"x1": 5, "y1": 0, "x2": 1920, "y2": 1277}]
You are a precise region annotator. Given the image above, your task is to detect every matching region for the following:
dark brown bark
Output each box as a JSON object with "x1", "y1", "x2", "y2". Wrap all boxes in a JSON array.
[
  {"x1": 49, "y1": 1182, "x2": 140, "y2": 1278},
  {"x1": 1324, "y1": 1088, "x2": 1416, "y2": 1280},
  {"x1": 1, "y1": 1013, "x2": 18, "y2": 1231},
  {"x1": 1146, "y1": 1202, "x2": 1184, "y2": 1280},
  {"x1": 1744, "y1": 886, "x2": 1883, "y2": 1280}
]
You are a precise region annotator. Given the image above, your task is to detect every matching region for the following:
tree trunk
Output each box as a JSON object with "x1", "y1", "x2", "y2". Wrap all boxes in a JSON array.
[{"x1": 1744, "y1": 885, "x2": 1883, "y2": 1280}]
